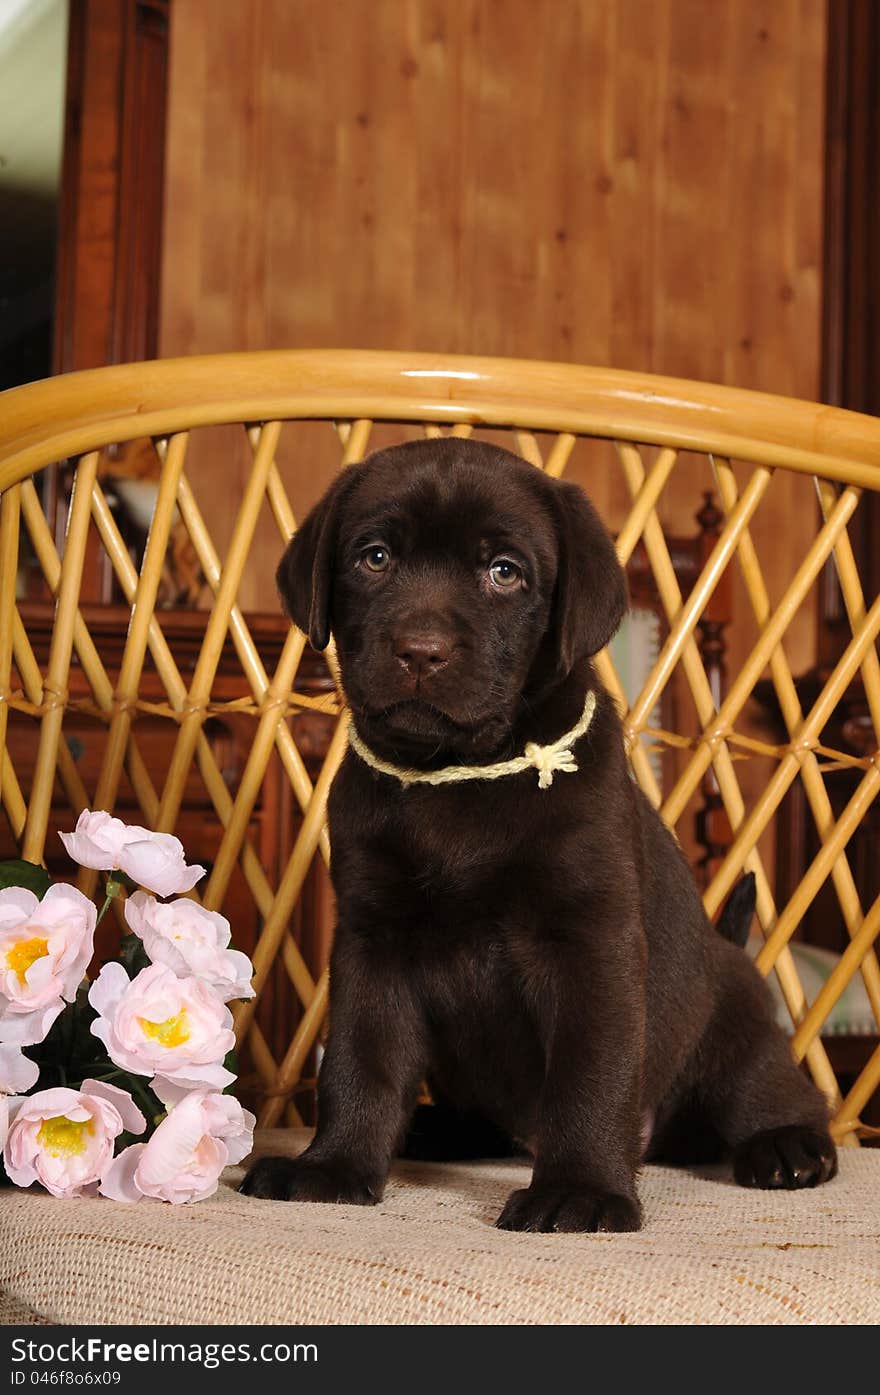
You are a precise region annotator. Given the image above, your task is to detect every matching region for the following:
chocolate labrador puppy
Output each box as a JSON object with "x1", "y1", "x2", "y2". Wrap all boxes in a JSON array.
[{"x1": 241, "y1": 438, "x2": 836, "y2": 1231}]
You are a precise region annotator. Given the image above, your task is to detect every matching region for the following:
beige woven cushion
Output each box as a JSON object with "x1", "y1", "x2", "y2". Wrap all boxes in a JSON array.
[{"x1": 2, "y1": 1129, "x2": 879, "y2": 1325}]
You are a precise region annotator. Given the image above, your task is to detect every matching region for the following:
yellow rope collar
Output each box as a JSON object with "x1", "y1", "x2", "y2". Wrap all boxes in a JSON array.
[{"x1": 347, "y1": 690, "x2": 597, "y2": 791}]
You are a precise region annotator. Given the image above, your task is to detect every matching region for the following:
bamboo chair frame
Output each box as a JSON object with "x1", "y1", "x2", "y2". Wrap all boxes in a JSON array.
[{"x1": 1, "y1": 350, "x2": 879, "y2": 1140}]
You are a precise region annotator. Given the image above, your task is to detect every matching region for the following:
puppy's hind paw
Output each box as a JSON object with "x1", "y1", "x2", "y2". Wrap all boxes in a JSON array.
[
  {"x1": 239, "y1": 1155, "x2": 381, "y2": 1205},
  {"x1": 496, "y1": 1184, "x2": 642, "y2": 1234},
  {"x1": 733, "y1": 1125, "x2": 837, "y2": 1190}
]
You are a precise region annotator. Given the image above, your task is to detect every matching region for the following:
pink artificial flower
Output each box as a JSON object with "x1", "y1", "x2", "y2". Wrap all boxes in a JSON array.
[
  {"x1": 59, "y1": 811, "x2": 133, "y2": 872},
  {"x1": 100, "y1": 1088, "x2": 255, "y2": 1204},
  {"x1": 0, "y1": 884, "x2": 96, "y2": 1046},
  {"x1": 88, "y1": 962, "x2": 235, "y2": 1092},
  {"x1": 124, "y1": 892, "x2": 255, "y2": 1002},
  {"x1": 116, "y1": 830, "x2": 205, "y2": 899},
  {"x1": 0, "y1": 1044, "x2": 39, "y2": 1094},
  {"x1": 61, "y1": 811, "x2": 205, "y2": 899},
  {"x1": 3, "y1": 1080, "x2": 145, "y2": 1198}
]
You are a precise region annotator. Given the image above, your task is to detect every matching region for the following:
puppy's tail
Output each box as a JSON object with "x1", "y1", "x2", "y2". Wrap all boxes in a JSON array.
[{"x1": 715, "y1": 871, "x2": 756, "y2": 949}]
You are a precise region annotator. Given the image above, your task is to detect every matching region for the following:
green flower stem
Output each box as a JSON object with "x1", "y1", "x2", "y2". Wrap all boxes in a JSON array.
[{"x1": 96, "y1": 876, "x2": 124, "y2": 926}]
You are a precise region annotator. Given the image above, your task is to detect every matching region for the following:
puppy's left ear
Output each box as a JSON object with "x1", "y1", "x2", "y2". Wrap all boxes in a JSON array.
[
  {"x1": 275, "y1": 467, "x2": 361, "y2": 650},
  {"x1": 549, "y1": 479, "x2": 628, "y2": 670}
]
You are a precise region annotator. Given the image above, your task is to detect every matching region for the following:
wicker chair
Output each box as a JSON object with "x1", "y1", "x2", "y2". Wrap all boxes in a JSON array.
[{"x1": 0, "y1": 351, "x2": 878, "y2": 1325}]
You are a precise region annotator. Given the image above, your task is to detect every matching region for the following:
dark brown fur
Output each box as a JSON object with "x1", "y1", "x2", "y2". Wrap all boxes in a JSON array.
[{"x1": 241, "y1": 439, "x2": 836, "y2": 1232}]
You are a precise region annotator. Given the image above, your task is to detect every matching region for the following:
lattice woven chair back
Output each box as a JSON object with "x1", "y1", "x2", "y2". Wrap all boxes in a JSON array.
[{"x1": 1, "y1": 351, "x2": 879, "y2": 1139}]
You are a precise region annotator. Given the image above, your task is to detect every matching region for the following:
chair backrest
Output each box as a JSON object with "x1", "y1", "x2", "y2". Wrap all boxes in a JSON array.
[{"x1": 1, "y1": 349, "x2": 879, "y2": 1138}]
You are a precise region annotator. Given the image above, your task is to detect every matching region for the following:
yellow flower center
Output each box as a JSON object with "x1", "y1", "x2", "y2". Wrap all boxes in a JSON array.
[
  {"x1": 7, "y1": 935, "x2": 49, "y2": 984},
  {"x1": 37, "y1": 1115, "x2": 95, "y2": 1157},
  {"x1": 138, "y1": 1010, "x2": 191, "y2": 1049}
]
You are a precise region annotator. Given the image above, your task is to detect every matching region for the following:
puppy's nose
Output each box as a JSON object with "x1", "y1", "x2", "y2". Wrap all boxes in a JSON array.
[{"x1": 393, "y1": 632, "x2": 452, "y2": 679}]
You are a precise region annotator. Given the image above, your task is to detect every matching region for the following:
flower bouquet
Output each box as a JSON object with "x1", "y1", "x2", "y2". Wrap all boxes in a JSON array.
[{"x1": 0, "y1": 812, "x2": 256, "y2": 1203}]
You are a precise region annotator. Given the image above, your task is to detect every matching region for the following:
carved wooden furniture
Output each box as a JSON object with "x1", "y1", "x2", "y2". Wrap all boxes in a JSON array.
[
  {"x1": 625, "y1": 490, "x2": 732, "y2": 889},
  {"x1": 754, "y1": 667, "x2": 880, "y2": 1128}
]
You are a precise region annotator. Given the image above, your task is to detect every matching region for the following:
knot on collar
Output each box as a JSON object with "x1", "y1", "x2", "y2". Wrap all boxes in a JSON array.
[{"x1": 523, "y1": 742, "x2": 579, "y2": 789}]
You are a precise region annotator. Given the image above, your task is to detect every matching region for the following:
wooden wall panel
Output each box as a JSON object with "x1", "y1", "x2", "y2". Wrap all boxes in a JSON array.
[
  {"x1": 159, "y1": 0, "x2": 827, "y2": 676},
  {"x1": 52, "y1": 0, "x2": 169, "y2": 602},
  {"x1": 162, "y1": 0, "x2": 825, "y2": 385}
]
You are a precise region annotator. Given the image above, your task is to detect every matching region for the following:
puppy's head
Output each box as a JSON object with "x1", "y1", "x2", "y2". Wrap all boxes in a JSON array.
[{"x1": 277, "y1": 439, "x2": 626, "y2": 763}]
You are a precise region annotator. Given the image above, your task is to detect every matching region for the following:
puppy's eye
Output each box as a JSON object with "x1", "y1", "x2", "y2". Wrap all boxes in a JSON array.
[
  {"x1": 488, "y1": 557, "x2": 523, "y2": 590},
  {"x1": 361, "y1": 545, "x2": 392, "y2": 573}
]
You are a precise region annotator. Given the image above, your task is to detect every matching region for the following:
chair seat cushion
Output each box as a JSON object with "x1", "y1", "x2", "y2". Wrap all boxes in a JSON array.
[
  {"x1": 746, "y1": 936, "x2": 878, "y2": 1038},
  {"x1": 2, "y1": 1129, "x2": 879, "y2": 1325}
]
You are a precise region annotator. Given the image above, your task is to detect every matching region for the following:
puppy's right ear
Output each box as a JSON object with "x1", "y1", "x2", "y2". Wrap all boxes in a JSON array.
[{"x1": 275, "y1": 468, "x2": 360, "y2": 651}]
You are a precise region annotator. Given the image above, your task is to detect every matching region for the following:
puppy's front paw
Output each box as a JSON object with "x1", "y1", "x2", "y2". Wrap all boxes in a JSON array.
[
  {"x1": 239, "y1": 1155, "x2": 381, "y2": 1205},
  {"x1": 733, "y1": 1125, "x2": 837, "y2": 1190},
  {"x1": 496, "y1": 1184, "x2": 642, "y2": 1234}
]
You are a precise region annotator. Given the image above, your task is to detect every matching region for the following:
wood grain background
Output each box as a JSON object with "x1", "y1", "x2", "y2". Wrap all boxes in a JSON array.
[
  {"x1": 158, "y1": 0, "x2": 828, "y2": 822},
  {"x1": 161, "y1": 0, "x2": 825, "y2": 386}
]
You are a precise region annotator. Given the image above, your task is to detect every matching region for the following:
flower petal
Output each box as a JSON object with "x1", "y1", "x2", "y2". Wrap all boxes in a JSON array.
[
  {"x1": 118, "y1": 834, "x2": 205, "y2": 898},
  {"x1": 135, "y1": 1095, "x2": 206, "y2": 1187},
  {"x1": 0, "y1": 1045, "x2": 39, "y2": 1094},
  {"x1": 0, "y1": 998, "x2": 64, "y2": 1046},
  {"x1": 150, "y1": 1077, "x2": 189, "y2": 1110},
  {"x1": 223, "y1": 949, "x2": 256, "y2": 999},
  {"x1": 99, "y1": 1144, "x2": 146, "y2": 1202},
  {"x1": 155, "y1": 1060, "x2": 235, "y2": 1092},
  {"x1": 59, "y1": 810, "x2": 132, "y2": 871},
  {"x1": 82, "y1": 1079, "x2": 146, "y2": 1136},
  {"x1": 11, "y1": 1086, "x2": 81, "y2": 1120},
  {"x1": 87, "y1": 961, "x2": 131, "y2": 1017},
  {"x1": 0, "y1": 887, "x2": 39, "y2": 919}
]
